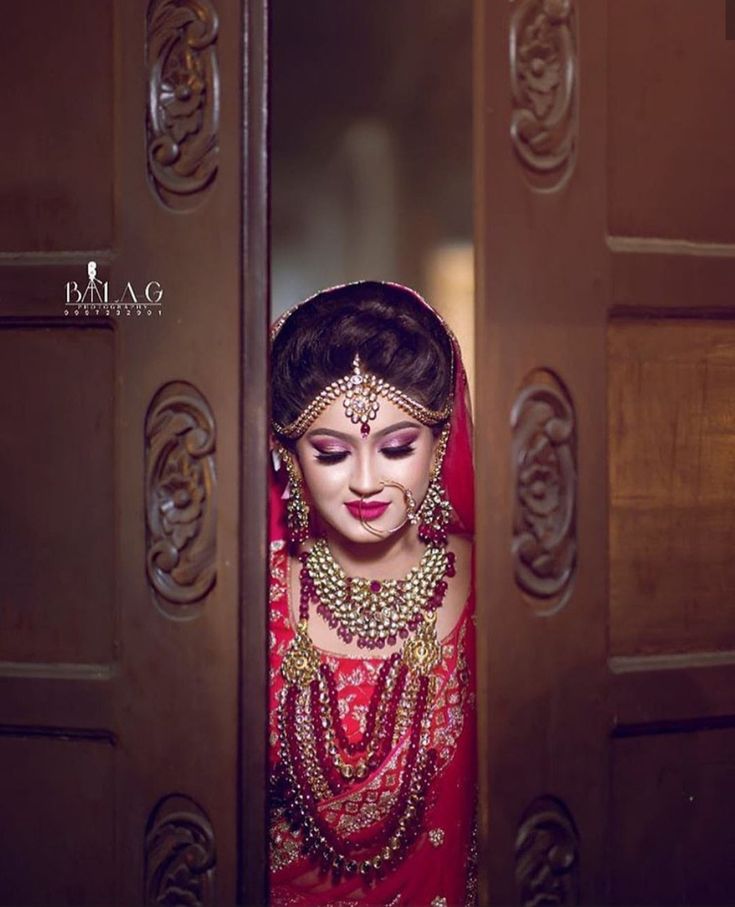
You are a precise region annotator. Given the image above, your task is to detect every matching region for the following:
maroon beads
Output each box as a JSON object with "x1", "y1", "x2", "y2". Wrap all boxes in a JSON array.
[
  {"x1": 277, "y1": 659, "x2": 439, "y2": 882},
  {"x1": 300, "y1": 543, "x2": 453, "y2": 652},
  {"x1": 275, "y1": 541, "x2": 453, "y2": 881}
]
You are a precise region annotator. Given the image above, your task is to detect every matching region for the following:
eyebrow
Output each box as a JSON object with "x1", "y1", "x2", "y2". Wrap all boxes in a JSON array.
[{"x1": 305, "y1": 420, "x2": 422, "y2": 441}]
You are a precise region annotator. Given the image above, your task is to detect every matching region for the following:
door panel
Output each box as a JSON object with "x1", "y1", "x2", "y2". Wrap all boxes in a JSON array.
[
  {"x1": 610, "y1": 727, "x2": 735, "y2": 905},
  {"x1": 0, "y1": 325, "x2": 115, "y2": 664},
  {"x1": 476, "y1": 0, "x2": 735, "y2": 903},
  {"x1": 0, "y1": 0, "x2": 268, "y2": 903},
  {"x1": 609, "y1": 319, "x2": 735, "y2": 657}
]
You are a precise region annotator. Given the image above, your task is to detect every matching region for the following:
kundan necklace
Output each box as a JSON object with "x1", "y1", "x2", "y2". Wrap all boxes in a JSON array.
[
  {"x1": 272, "y1": 538, "x2": 456, "y2": 883},
  {"x1": 304, "y1": 538, "x2": 455, "y2": 650}
]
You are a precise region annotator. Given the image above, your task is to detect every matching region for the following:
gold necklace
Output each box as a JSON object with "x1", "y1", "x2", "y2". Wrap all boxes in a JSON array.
[{"x1": 301, "y1": 539, "x2": 454, "y2": 651}]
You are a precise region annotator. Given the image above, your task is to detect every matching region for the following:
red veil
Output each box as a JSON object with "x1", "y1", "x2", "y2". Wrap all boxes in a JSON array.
[{"x1": 268, "y1": 282, "x2": 477, "y2": 907}]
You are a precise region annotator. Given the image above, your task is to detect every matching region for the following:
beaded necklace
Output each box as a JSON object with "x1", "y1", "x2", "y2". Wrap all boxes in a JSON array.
[{"x1": 273, "y1": 540, "x2": 456, "y2": 883}]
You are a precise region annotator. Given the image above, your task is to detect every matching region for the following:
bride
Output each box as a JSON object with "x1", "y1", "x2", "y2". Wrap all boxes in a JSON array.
[{"x1": 268, "y1": 281, "x2": 476, "y2": 906}]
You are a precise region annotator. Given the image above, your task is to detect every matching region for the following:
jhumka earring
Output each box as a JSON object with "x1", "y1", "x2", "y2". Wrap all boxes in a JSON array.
[
  {"x1": 417, "y1": 424, "x2": 452, "y2": 547},
  {"x1": 278, "y1": 445, "x2": 310, "y2": 545}
]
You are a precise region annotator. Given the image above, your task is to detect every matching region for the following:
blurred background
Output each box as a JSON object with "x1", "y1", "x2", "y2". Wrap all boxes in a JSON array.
[{"x1": 270, "y1": 0, "x2": 474, "y2": 391}]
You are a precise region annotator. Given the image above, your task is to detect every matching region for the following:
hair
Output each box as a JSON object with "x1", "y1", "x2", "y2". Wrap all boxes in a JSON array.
[{"x1": 271, "y1": 282, "x2": 453, "y2": 441}]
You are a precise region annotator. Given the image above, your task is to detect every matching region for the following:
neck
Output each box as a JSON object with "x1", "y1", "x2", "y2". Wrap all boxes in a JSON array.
[{"x1": 319, "y1": 525, "x2": 426, "y2": 580}]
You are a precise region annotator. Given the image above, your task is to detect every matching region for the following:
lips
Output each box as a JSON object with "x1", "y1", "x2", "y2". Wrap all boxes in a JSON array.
[{"x1": 345, "y1": 500, "x2": 390, "y2": 521}]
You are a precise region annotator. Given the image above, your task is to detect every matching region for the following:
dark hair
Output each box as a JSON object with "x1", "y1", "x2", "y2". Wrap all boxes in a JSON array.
[{"x1": 271, "y1": 282, "x2": 453, "y2": 438}]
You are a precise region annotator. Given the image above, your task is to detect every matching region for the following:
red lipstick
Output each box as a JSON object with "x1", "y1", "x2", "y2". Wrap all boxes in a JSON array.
[{"x1": 345, "y1": 500, "x2": 390, "y2": 521}]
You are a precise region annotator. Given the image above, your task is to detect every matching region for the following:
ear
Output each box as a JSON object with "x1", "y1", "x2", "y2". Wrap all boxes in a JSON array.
[
  {"x1": 426, "y1": 432, "x2": 441, "y2": 479},
  {"x1": 429, "y1": 424, "x2": 450, "y2": 477},
  {"x1": 280, "y1": 444, "x2": 311, "y2": 506},
  {"x1": 285, "y1": 444, "x2": 305, "y2": 483},
  {"x1": 274, "y1": 440, "x2": 305, "y2": 488}
]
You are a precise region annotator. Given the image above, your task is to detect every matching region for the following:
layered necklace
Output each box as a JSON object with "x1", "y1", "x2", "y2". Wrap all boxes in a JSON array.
[
  {"x1": 305, "y1": 538, "x2": 452, "y2": 650},
  {"x1": 273, "y1": 538, "x2": 457, "y2": 883}
]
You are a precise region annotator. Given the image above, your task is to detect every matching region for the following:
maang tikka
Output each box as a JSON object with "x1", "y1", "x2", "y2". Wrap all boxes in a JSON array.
[{"x1": 272, "y1": 354, "x2": 453, "y2": 440}]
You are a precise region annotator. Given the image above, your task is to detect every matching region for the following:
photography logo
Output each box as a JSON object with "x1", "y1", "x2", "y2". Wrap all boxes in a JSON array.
[{"x1": 65, "y1": 261, "x2": 164, "y2": 317}]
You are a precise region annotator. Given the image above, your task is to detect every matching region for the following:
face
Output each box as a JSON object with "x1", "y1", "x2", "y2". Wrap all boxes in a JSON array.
[{"x1": 293, "y1": 396, "x2": 440, "y2": 546}]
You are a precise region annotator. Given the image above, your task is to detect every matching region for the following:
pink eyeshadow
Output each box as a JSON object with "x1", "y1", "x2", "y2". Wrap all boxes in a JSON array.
[
  {"x1": 381, "y1": 430, "x2": 420, "y2": 449},
  {"x1": 311, "y1": 441, "x2": 349, "y2": 454}
]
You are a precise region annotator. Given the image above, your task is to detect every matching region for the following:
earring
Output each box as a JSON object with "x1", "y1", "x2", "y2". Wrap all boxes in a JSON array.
[
  {"x1": 418, "y1": 425, "x2": 452, "y2": 547},
  {"x1": 278, "y1": 446, "x2": 310, "y2": 545}
]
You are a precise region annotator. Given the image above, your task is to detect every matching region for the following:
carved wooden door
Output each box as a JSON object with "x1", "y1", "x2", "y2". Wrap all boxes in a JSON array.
[
  {"x1": 476, "y1": 0, "x2": 735, "y2": 903},
  {"x1": 0, "y1": 0, "x2": 268, "y2": 904}
]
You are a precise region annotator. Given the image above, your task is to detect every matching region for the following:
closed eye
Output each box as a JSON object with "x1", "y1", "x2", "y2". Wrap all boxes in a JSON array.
[
  {"x1": 381, "y1": 444, "x2": 415, "y2": 459},
  {"x1": 314, "y1": 451, "x2": 349, "y2": 464}
]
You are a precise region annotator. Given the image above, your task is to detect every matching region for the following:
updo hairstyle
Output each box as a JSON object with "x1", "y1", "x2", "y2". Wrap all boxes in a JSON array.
[{"x1": 271, "y1": 282, "x2": 453, "y2": 445}]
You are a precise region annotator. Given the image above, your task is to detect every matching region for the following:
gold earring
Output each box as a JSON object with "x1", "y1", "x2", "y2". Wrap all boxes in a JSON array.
[
  {"x1": 278, "y1": 446, "x2": 310, "y2": 545},
  {"x1": 418, "y1": 425, "x2": 452, "y2": 546}
]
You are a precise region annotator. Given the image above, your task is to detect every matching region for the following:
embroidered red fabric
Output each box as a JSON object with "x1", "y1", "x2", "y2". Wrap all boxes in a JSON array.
[{"x1": 268, "y1": 283, "x2": 477, "y2": 906}]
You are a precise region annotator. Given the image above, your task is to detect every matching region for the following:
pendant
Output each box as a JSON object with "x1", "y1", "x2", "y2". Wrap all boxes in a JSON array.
[
  {"x1": 281, "y1": 620, "x2": 321, "y2": 686},
  {"x1": 402, "y1": 611, "x2": 442, "y2": 676}
]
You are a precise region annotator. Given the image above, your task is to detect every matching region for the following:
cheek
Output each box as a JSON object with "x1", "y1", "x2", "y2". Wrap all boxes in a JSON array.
[
  {"x1": 384, "y1": 449, "x2": 434, "y2": 492},
  {"x1": 300, "y1": 461, "x2": 346, "y2": 505}
]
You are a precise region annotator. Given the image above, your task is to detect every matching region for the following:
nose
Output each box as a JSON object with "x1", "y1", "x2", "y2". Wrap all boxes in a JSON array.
[{"x1": 348, "y1": 450, "x2": 382, "y2": 498}]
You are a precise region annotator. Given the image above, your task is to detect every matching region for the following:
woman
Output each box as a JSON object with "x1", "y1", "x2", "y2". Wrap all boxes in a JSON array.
[{"x1": 268, "y1": 281, "x2": 476, "y2": 906}]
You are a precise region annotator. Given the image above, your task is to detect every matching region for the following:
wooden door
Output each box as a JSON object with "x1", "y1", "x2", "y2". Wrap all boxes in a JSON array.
[
  {"x1": 0, "y1": 0, "x2": 268, "y2": 904},
  {"x1": 476, "y1": 0, "x2": 735, "y2": 903}
]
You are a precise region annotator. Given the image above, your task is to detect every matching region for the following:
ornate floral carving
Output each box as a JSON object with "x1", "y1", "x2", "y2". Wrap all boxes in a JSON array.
[
  {"x1": 145, "y1": 794, "x2": 216, "y2": 906},
  {"x1": 510, "y1": 0, "x2": 577, "y2": 189},
  {"x1": 146, "y1": 0, "x2": 220, "y2": 208},
  {"x1": 515, "y1": 796, "x2": 579, "y2": 906},
  {"x1": 145, "y1": 381, "x2": 216, "y2": 616},
  {"x1": 511, "y1": 371, "x2": 576, "y2": 614}
]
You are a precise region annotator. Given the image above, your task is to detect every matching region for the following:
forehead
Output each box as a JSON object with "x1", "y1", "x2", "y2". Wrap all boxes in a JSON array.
[{"x1": 304, "y1": 394, "x2": 423, "y2": 440}]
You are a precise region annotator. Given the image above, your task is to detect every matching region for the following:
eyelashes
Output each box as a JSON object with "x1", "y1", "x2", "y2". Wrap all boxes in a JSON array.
[
  {"x1": 314, "y1": 444, "x2": 416, "y2": 464},
  {"x1": 382, "y1": 444, "x2": 416, "y2": 460},
  {"x1": 314, "y1": 451, "x2": 348, "y2": 463}
]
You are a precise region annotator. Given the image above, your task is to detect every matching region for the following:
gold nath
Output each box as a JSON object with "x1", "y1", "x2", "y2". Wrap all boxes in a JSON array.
[{"x1": 272, "y1": 354, "x2": 452, "y2": 439}]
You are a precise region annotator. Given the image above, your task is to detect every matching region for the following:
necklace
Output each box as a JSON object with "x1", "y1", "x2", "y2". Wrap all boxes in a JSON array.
[
  {"x1": 273, "y1": 542, "x2": 456, "y2": 882},
  {"x1": 302, "y1": 538, "x2": 456, "y2": 650}
]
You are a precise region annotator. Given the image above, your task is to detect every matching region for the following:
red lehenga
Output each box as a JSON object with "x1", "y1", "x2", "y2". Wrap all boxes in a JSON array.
[{"x1": 268, "y1": 283, "x2": 477, "y2": 907}]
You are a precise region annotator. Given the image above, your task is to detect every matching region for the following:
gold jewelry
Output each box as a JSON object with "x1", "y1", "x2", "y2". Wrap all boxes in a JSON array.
[
  {"x1": 304, "y1": 538, "x2": 449, "y2": 648},
  {"x1": 358, "y1": 480, "x2": 419, "y2": 538},
  {"x1": 417, "y1": 425, "x2": 452, "y2": 546},
  {"x1": 281, "y1": 619, "x2": 321, "y2": 686},
  {"x1": 272, "y1": 354, "x2": 452, "y2": 440},
  {"x1": 278, "y1": 445, "x2": 310, "y2": 545},
  {"x1": 402, "y1": 611, "x2": 443, "y2": 675}
]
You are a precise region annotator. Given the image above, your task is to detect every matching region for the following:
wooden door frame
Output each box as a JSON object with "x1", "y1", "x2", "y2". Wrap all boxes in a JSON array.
[{"x1": 238, "y1": 0, "x2": 270, "y2": 903}]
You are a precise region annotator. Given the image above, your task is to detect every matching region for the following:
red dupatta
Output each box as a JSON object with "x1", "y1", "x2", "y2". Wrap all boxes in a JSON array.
[{"x1": 268, "y1": 282, "x2": 476, "y2": 907}]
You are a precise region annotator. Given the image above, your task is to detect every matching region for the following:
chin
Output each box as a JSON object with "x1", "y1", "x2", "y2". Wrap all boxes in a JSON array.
[
  {"x1": 317, "y1": 514, "x2": 396, "y2": 546},
  {"x1": 331, "y1": 523, "x2": 387, "y2": 545}
]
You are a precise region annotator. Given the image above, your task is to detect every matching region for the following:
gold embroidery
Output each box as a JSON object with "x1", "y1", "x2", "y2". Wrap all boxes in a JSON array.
[
  {"x1": 269, "y1": 816, "x2": 301, "y2": 871},
  {"x1": 429, "y1": 827, "x2": 446, "y2": 847},
  {"x1": 431, "y1": 898, "x2": 448, "y2": 907},
  {"x1": 268, "y1": 534, "x2": 477, "y2": 893}
]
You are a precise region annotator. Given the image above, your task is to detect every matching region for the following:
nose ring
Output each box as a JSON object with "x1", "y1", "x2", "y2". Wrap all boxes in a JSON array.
[{"x1": 357, "y1": 480, "x2": 419, "y2": 538}]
